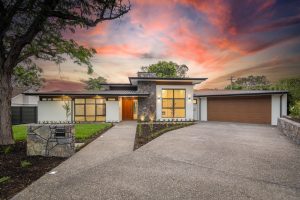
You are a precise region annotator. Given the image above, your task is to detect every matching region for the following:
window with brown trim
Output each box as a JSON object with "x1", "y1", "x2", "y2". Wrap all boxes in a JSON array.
[
  {"x1": 161, "y1": 89, "x2": 186, "y2": 118},
  {"x1": 74, "y1": 98, "x2": 106, "y2": 122}
]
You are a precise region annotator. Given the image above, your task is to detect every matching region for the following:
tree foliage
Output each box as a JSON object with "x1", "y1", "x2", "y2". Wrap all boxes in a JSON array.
[
  {"x1": 141, "y1": 61, "x2": 189, "y2": 78},
  {"x1": 0, "y1": 0, "x2": 130, "y2": 145},
  {"x1": 12, "y1": 65, "x2": 43, "y2": 88},
  {"x1": 225, "y1": 75, "x2": 271, "y2": 90},
  {"x1": 273, "y1": 77, "x2": 300, "y2": 117},
  {"x1": 85, "y1": 76, "x2": 107, "y2": 90}
]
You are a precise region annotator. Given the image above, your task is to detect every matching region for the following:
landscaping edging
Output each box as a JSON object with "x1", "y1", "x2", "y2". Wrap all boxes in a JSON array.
[
  {"x1": 277, "y1": 117, "x2": 300, "y2": 145},
  {"x1": 134, "y1": 122, "x2": 194, "y2": 150}
]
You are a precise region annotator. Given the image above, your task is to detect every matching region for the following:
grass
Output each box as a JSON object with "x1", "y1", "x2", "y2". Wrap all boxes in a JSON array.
[
  {"x1": 11, "y1": 123, "x2": 112, "y2": 142},
  {"x1": 0, "y1": 176, "x2": 10, "y2": 184},
  {"x1": 75, "y1": 123, "x2": 112, "y2": 142},
  {"x1": 13, "y1": 125, "x2": 27, "y2": 141}
]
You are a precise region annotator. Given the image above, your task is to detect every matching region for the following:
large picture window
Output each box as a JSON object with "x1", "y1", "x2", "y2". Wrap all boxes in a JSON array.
[
  {"x1": 162, "y1": 89, "x2": 186, "y2": 118},
  {"x1": 74, "y1": 98, "x2": 106, "y2": 122}
]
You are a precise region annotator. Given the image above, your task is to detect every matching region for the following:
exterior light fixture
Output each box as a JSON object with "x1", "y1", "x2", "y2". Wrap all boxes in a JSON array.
[
  {"x1": 157, "y1": 95, "x2": 161, "y2": 100},
  {"x1": 140, "y1": 115, "x2": 145, "y2": 122},
  {"x1": 188, "y1": 94, "x2": 192, "y2": 101}
]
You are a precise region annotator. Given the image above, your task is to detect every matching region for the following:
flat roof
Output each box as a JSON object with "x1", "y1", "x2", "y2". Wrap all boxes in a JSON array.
[
  {"x1": 129, "y1": 77, "x2": 207, "y2": 85},
  {"x1": 24, "y1": 90, "x2": 149, "y2": 97},
  {"x1": 194, "y1": 90, "x2": 288, "y2": 97}
]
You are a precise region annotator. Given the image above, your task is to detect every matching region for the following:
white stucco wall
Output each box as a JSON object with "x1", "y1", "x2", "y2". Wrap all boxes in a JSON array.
[
  {"x1": 38, "y1": 101, "x2": 72, "y2": 122},
  {"x1": 106, "y1": 100, "x2": 121, "y2": 122},
  {"x1": 271, "y1": 94, "x2": 281, "y2": 126},
  {"x1": 193, "y1": 98, "x2": 199, "y2": 120},
  {"x1": 281, "y1": 93, "x2": 288, "y2": 116},
  {"x1": 12, "y1": 94, "x2": 38, "y2": 106},
  {"x1": 200, "y1": 97, "x2": 207, "y2": 121},
  {"x1": 156, "y1": 85, "x2": 194, "y2": 120}
]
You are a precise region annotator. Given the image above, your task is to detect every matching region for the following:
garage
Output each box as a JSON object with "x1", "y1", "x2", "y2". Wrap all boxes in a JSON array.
[{"x1": 207, "y1": 95, "x2": 271, "y2": 124}]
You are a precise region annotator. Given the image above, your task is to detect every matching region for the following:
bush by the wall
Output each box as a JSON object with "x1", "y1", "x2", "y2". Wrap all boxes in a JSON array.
[{"x1": 290, "y1": 101, "x2": 300, "y2": 119}]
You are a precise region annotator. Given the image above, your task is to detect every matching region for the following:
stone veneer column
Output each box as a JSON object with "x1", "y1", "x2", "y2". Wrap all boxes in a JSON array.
[{"x1": 137, "y1": 81, "x2": 156, "y2": 121}]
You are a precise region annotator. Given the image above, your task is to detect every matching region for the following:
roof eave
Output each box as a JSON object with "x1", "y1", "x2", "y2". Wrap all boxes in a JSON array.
[{"x1": 194, "y1": 91, "x2": 288, "y2": 97}]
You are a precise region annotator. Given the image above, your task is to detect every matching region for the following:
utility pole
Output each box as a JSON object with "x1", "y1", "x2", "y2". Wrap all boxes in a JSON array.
[{"x1": 227, "y1": 76, "x2": 236, "y2": 90}]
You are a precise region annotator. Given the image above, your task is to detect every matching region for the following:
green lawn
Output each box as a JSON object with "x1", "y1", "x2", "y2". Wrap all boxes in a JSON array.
[
  {"x1": 12, "y1": 123, "x2": 112, "y2": 142},
  {"x1": 13, "y1": 125, "x2": 27, "y2": 141},
  {"x1": 75, "y1": 123, "x2": 112, "y2": 142}
]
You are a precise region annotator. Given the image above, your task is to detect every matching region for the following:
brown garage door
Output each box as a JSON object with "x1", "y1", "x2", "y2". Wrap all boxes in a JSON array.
[{"x1": 207, "y1": 96, "x2": 271, "y2": 124}]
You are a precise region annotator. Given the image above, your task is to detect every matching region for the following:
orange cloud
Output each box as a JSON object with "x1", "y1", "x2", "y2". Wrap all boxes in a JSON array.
[{"x1": 95, "y1": 44, "x2": 150, "y2": 57}]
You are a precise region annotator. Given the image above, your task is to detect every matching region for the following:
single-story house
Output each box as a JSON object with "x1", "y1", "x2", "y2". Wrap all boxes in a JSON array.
[{"x1": 24, "y1": 72, "x2": 287, "y2": 125}]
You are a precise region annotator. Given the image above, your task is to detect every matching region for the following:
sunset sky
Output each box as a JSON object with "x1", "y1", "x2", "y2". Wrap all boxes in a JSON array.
[{"x1": 40, "y1": 0, "x2": 300, "y2": 91}]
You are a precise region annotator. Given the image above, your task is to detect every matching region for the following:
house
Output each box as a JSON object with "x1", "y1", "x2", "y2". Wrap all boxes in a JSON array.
[
  {"x1": 11, "y1": 88, "x2": 39, "y2": 124},
  {"x1": 24, "y1": 72, "x2": 287, "y2": 125}
]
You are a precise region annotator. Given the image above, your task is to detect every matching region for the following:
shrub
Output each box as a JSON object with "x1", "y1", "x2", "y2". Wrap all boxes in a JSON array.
[
  {"x1": 290, "y1": 101, "x2": 300, "y2": 119},
  {"x1": 20, "y1": 160, "x2": 32, "y2": 168},
  {"x1": 0, "y1": 176, "x2": 10, "y2": 184},
  {"x1": 2, "y1": 146, "x2": 12, "y2": 154}
]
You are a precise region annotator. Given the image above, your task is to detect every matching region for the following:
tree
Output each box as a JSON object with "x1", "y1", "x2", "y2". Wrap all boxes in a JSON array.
[
  {"x1": 225, "y1": 75, "x2": 271, "y2": 90},
  {"x1": 141, "y1": 61, "x2": 189, "y2": 78},
  {"x1": 62, "y1": 101, "x2": 71, "y2": 121},
  {"x1": 273, "y1": 77, "x2": 300, "y2": 116},
  {"x1": 0, "y1": 0, "x2": 130, "y2": 145},
  {"x1": 12, "y1": 65, "x2": 43, "y2": 88},
  {"x1": 85, "y1": 76, "x2": 107, "y2": 90}
]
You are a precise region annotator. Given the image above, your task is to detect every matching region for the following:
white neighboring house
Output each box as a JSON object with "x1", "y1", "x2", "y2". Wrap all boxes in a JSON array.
[
  {"x1": 23, "y1": 73, "x2": 288, "y2": 126},
  {"x1": 11, "y1": 88, "x2": 39, "y2": 124}
]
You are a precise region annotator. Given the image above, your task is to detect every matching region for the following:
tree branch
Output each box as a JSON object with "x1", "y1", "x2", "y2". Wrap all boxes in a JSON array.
[
  {"x1": 3, "y1": 0, "x2": 59, "y2": 71},
  {"x1": 48, "y1": 1, "x2": 130, "y2": 27}
]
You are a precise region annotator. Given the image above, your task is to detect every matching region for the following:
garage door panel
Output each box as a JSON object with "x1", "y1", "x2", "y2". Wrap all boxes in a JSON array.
[{"x1": 207, "y1": 96, "x2": 271, "y2": 124}]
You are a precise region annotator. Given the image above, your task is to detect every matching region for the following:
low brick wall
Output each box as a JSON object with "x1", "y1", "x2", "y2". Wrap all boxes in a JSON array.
[
  {"x1": 277, "y1": 118, "x2": 300, "y2": 145},
  {"x1": 27, "y1": 124, "x2": 75, "y2": 157}
]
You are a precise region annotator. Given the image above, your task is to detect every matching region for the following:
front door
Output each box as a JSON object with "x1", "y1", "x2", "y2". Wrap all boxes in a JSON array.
[{"x1": 122, "y1": 98, "x2": 134, "y2": 120}]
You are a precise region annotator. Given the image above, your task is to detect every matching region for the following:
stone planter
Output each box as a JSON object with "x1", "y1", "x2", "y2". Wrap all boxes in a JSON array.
[
  {"x1": 277, "y1": 118, "x2": 300, "y2": 145},
  {"x1": 27, "y1": 124, "x2": 75, "y2": 157}
]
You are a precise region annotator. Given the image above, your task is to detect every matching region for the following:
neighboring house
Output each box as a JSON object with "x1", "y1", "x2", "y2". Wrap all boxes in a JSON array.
[
  {"x1": 24, "y1": 73, "x2": 287, "y2": 125},
  {"x1": 12, "y1": 88, "x2": 39, "y2": 125}
]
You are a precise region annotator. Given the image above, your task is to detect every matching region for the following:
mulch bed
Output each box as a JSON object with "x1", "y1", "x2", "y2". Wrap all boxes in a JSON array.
[
  {"x1": 134, "y1": 122, "x2": 194, "y2": 150},
  {"x1": 0, "y1": 142, "x2": 66, "y2": 200}
]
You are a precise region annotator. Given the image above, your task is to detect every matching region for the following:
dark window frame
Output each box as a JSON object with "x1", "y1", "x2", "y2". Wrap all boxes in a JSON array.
[
  {"x1": 161, "y1": 89, "x2": 186, "y2": 118},
  {"x1": 74, "y1": 98, "x2": 106, "y2": 122}
]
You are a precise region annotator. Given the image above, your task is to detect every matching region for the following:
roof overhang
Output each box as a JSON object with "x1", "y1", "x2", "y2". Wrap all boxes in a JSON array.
[
  {"x1": 24, "y1": 91, "x2": 149, "y2": 97},
  {"x1": 129, "y1": 77, "x2": 207, "y2": 85},
  {"x1": 194, "y1": 90, "x2": 288, "y2": 97}
]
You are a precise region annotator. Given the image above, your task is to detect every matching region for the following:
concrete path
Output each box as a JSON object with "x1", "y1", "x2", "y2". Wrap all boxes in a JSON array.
[
  {"x1": 13, "y1": 122, "x2": 300, "y2": 200},
  {"x1": 12, "y1": 121, "x2": 136, "y2": 199}
]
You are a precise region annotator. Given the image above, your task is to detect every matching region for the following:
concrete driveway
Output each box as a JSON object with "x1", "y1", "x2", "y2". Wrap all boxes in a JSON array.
[{"x1": 13, "y1": 122, "x2": 300, "y2": 200}]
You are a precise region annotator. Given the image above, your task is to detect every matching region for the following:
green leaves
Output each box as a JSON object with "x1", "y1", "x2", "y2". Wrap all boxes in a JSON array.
[
  {"x1": 290, "y1": 101, "x2": 300, "y2": 119},
  {"x1": 141, "y1": 61, "x2": 189, "y2": 78},
  {"x1": 225, "y1": 75, "x2": 271, "y2": 90},
  {"x1": 12, "y1": 65, "x2": 43, "y2": 88},
  {"x1": 85, "y1": 76, "x2": 107, "y2": 90}
]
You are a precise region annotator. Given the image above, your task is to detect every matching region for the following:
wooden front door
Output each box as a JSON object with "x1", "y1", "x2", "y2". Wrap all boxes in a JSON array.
[{"x1": 122, "y1": 98, "x2": 134, "y2": 120}]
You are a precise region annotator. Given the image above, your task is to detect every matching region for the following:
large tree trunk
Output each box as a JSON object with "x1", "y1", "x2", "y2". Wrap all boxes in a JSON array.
[{"x1": 0, "y1": 70, "x2": 14, "y2": 145}]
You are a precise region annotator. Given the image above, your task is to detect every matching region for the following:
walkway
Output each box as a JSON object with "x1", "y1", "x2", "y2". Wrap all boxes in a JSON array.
[{"x1": 12, "y1": 121, "x2": 136, "y2": 199}]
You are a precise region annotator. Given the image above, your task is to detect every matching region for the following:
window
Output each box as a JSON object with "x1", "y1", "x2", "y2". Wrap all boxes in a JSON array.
[
  {"x1": 40, "y1": 96, "x2": 71, "y2": 101},
  {"x1": 74, "y1": 98, "x2": 106, "y2": 122},
  {"x1": 161, "y1": 89, "x2": 186, "y2": 118}
]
